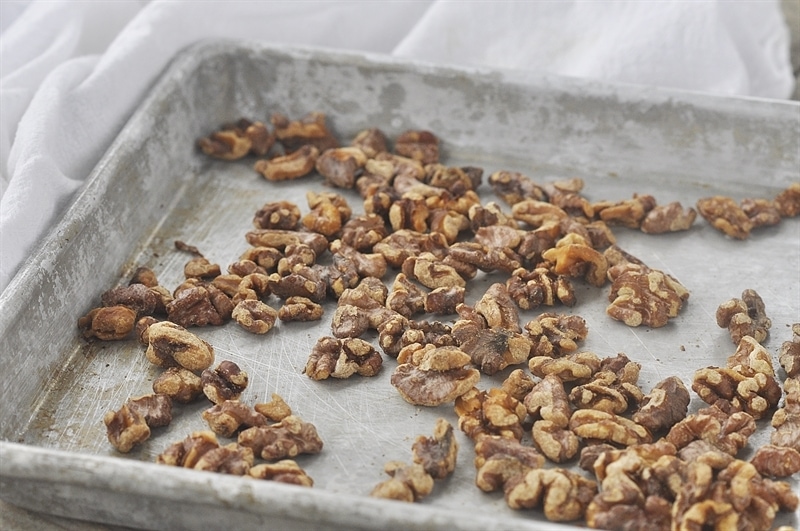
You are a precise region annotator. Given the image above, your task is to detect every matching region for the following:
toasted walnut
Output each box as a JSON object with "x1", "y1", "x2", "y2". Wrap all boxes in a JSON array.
[
  {"x1": 166, "y1": 285, "x2": 233, "y2": 328},
  {"x1": 469, "y1": 202, "x2": 519, "y2": 231},
  {"x1": 741, "y1": 197, "x2": 782, "y2": 228},
  {"x1": 411, "y1": 418, "x2": 458, "y2": 480},
  {"x1": 447, "y1": 241, "x2": 521, "y2": 274},
  {"x1": 774, "y1": 182, "x2": 800, "y2": 217},
  {"x1": 183, "y1": 256, "x2": 221, "y2": 280},
  {"x1": 474, "y1": 436, "x2": 546, "y2": 490},
  {"x1": 388, "y1": 193, "x2": 429, "y2": 233},
  {"x1": 244, "y1": 229, "x2": 328, "y2": 256},
  {"x1": 498, "y1": 370, "x2": 535, "y2": 403},
  {"x1": 696, "y1": 195, "x2": 752, "y2": 239},
  {"x1": 238, "y1": 415, "x2": 323, "y2": 460},
  {"x1": 606, "y1": 263, "x2": 689, "y2": 328},
  {"x1": 239, "y1": 246, "x2": 282, "y2": 272},
  {"x1": 569, "y1": 354, "x2": 644, "y2": 415},
  {"x1": 277, "y1": 296, "x2": 323, "y2": 322},
  {"x1": 301, "y1": 191, "x2": 352, "y2": 237},
  {"x1": 512, "y1": 199, "x2": 569, "y2": 227},
  {"x1": 197, "y1": 119, "x2": 273, "y2": 160},
  {"x1": 529, "y1": 351, "x2": 602, "y2": 384},
  {"x1": 370, "y1": 461, "x2": 434, "y2": 503},
  {"x1": 692, "y1": 362, "x2": 781, "y2": 420},
  {"x1": 402, "y1": 252, "x2": 466, "y2": 290},
  {"x1": 640, "y1": 201, "x2": 697, "y2": 234},
  {"x1": 202, "y1": 360, "x2": 248, "y2": 404},
  {"x1": 391, "y1": 344, "x2": 480, "y2": 407},
  {"x1": 100, "y1": 283, "x2": 162, "y2": 317},
  {"x1": 254, "y1": 393, "x2": 292, "y2": 422},
  {"x1": 331, "y1": 280, "x2": 400, "y2": 338},
  {"x1": 716, "y1": 289, "x2": 772, "y2": 344},
  {"x1": 201, "y1": 400, "x2": 267, "y2": 438},
  {"x1": 421, "y1": 285, "x2": 463, "y2": 315},
  {"x1": 78, "y1": 305, "x2": 137, "y2": 341},
  {"x1": 373, "y1": 229, "x2": 448, "y2": 268},
  {"x1": 249, "y1": 460, "x2": 314, "y2": 486},
  {"x1": 385, "y1": 273, "x2": 426, "y2": 318},
  {"x1": 542, "y1": 233, "x2": 608, "y2": 287},
  {"x1": 230, "y1": 299, "x2": 278, "y2": 334},
  {"x1": 473, "y1": 283, "x2": 522, "y2": 332},
  {"x1": 275, "y1": 244, "x2": 316, "y2": 276},
  {"x1": 103, "y1": 404, "x2": 150, "y2": 453},
  {"x1": 350, "y1": 127, "x2": 388, "y2": 158},
  {"x1": 252, "y1": 200, "x2": 301, "y2": 230},
  {"x1": 304, "y1": 336, "x2": 382, "y2": 380},
  {"x1": 454, "y1": 387, "x2": 527, "y2": 442},
  {"x1": 489, "y1": 171, "x2": 546, "y2": 205},
  {"x1": 339, "y1": 214, "x2": 389, "y2": 252},
  {"x1": 524, "y1": 374, "x2": 572, "y2": 428},
  {"x1": 779, "y1": 324, "x2": 800, "y2": 378},
  {"x1": 152, "y1": 367, "x2": 203, "y2": 404},
  {"x1": 126, "y1": 394, "x2": 172, "y2": 428},
  {"x1": 315, "y1": 146, "x2": 367, "y2": 189},
  {"x1": 771, "y1": 377, "x2": 799, "y2": 450},
  {"x1": 506, "y1": 267, "x2": 576, "y2": 310},
  {"x1": 569, "y1": 409, "x2": 652, "y2": 446},
  {"x1": 376, "y1": 316, "x2": 454, "y2": 358},
  {"x1": 451, "y1": 304, "x2": 531, "y2": 375},
  {"x1": 393, "y1": 130, "x2": 439, "y2": 165},
  {"x1": 145, "y1": 321, "x2": 214, "y2": 371},
  {"x1": 666, "y1": 403, "x2": 756, "y2": 455},
  {"x1": 524, "y1": 313, "x2": 588, "y2": 358},
  {"x1": 157, "y1": 431, "x2": 220, "y2": 468},
  {"x1": 596, "y1": 194, "x2": 656, "y2": 229},
  {"x1": 267, "y1": 266, "x2": 327, "y2": 303},
  {"x1": 270, "y1": 111, "x2": 338, "y2": 153},
  {"x1": 505, "y1": 468, "x2": 597, "y2": 521},
  {"x1": 532, "y1": 420, "x2": 581, "y2": 463},
  {"x1": 750, "y1": 444, "x2": 800, "y2": 478},
  {"x1": 632, "y1": 376, "x2": 690, "y2": 433}
]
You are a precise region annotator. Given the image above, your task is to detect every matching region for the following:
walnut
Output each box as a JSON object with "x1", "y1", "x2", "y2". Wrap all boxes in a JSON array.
[
  {"x1": 606, "y1": 263, "x2": 689, "y2": 328},
  {"x1": 632, "y1": 376, "x2": 690, "y2": 433},
  {"x1": 126, "y1": 394, "x2": 172, "y2": 428},
  {"x1": 267, "y1": 266, "x2": 327, "y2": 303},
  {"x1": 472, "y1": 282, "x2": 521, "y2": 332},
  {"x1": 532, "y1": 420, "x2": 581, "y2": 463},
  {"x1": 569, "y1": 353, "x2": 644, "y2": 415},
  {"x1": 183, "y1": 256, "x2": 221, "y2": 279},
  {"x1": 103, "y1": 403, "x2": 150, "y2": 453},
  {"x1": 447, "y1": 242, "x2": 521, "y2": 274},
  {"x1": 488, "y1": 170, "x2": 546, "y2": 205},
  {"x1": 427, "y1": 208, "x2": 469, "y2": 244},
  {"x1": 238, "y1": 415, "x2": 323, "y2": 460},
  {"x1": 569, "y1": 409, "x2": 652, "y2": 446},
  {"x1": 411, "y1": 418, "x2": 458, "y2": 480},
  {"x1": 270, "y1": 111, "x2": 338, "y2": 153},
  {"x1": 542, "y1": 233, "x2": 608, "y2": 287},
  {"x1": 239, "y1": 246, "x2": 282, "y2": 272},
  {"x1": 315, "y1": 146, "x2": 367, "y2": 189},
  {"x1": 424, "y1": 163, "x2": 480, "y2": 195},
  {"x1": 252, "y1": 200, "x2": 301, "y2": 230},
  {"x1": 474, "y1": 436, "x2": 546, "y2": 492},
  {"x1": 393, "y1": 130, "x2": 439, "y2": 165},
  {"x1": 370, "y1": 461, "x2": 434, "y2": 502},
  {"x1": 329, "y1": 239, "x2": 387, "y2": 280},
  {"x1": 244, "y1": 229, "x2": 328, "y2": 256},
  {"x1": 350, "y1": 127, "x2": 388, "y2": 158},
  {"x1": 201, "y1": 400, "x2": 267, "y2": 438},
  {"x1": 741, "y1": 197, "x2": 782, "y2": 228},
  {"x1": 512, "y1": 198, "x2": 569, "y2": 227},
  {"x1": 388, "y1": 193, "x2": 429, "y2": 233},
  {"x1": 166, "y1": 285, "x2": 233, "y2": 328},
  {"x1": 339, "y1": 214, "x2": 389, "y2": 252},
  {"x1": 423, "y1": 285, "x2": 464, "y2": 315},
  {"x1": 231, "y1": 299, "x2": 278, "y2": 334},
  {"x1": 529, "y1": 351, "x2": 602, "y2": 384},
  {"x1": 715, "y1": 288, "x2": 772, "y2": 344},
  {"x1": 771, "y1": 377, "x2": 799, "y2": 450},
  {"x1": 500, "y1": 369, "x2": 536, "y2": 402},
  {"x1": 666, "y1": 403, "x2": 756, "y2": 455},
  {"x1": 145, "y1": 321, "x2": 214, "y2": 371},
  {"x1": 504, "y1": 468, "x2": 597, "y2": 521},
  {"x1": 157, "y1": 431, "x2": 220, "y2": 468},
  {"x1": 197, "y1": 119, "x2": 273, "y2": 160},
  {"x1": 254, "y1": 393, "x2": 292, "y2": 422},
  {"x1": 524, "y1": 313, "x2": 588, "y2": 358},
  {"x1": 523, "y1": 374, "x2": 573, "y2": 428},
  {"x1": 779, "y1": 323, "x2": 800, "y2": 377},
  {"x1": 301, "y1": 191, "x2": 352, "y2": 237},
  {"x1": 152, "y1": 367, "x2": 203, "y2": 404},
  {"x1": 506, "y1": 267, "x2": 576, "y2": 310},
  {"x1": 331, "y1": 279, "x2": 400, "y2": 338},
  {"x1": 692, "y1": 361, "x2": 781, "y2": 420},
  {"x1": 750, "y1": 444, "x2": 800, "y2": 478},
  {"x1": 454, "y1": 387, "x2": 527, "y2": 442},
  {"x1": 451, "y1": 303, "x2": 531, "y2": 375},
  {"x1": 385, "y1": 273, "x2": 426, "y2": 318},
  {"x1": 372, "y1": 229, "x2": 448, "y2": 268},
  {"x1": 391, "y1": 344, "x2": 480, "y2": 407},
  {"x1": 78, "y1": 305, "x2": 137, "y2": 341},
  {"x1": 774, "y1": 182, "x2": 800, "y2": 217},
  {"x1": 276, "y1": 243, "x2": 317, "y2": 276},
  {"x1": 696, "y1": 195, "x2": 752, "y2": 239},
  {"x1": 278, "y1": 296, "x2": 323, "y2": 322},
  {"x1": 304, "y1": 336, "x2": 382, "y2": 380},
  {"x1": 402, "y1": 252, "x2": 466, "y2": 290},
  {"x1": 596, "y1": 194, "x2": 656, "y2": 229},
  {"x1": 640, "y1": 201, "x2": 697, "y2": 233},
  {"x1": 249, "y1": 460, "x2": 314, "y2": 486},
  {"x1": 232, "y1": 273, "x2": 271, "y2": 305},
  {"x1": 468, "y1": 202, "x2": 519, "y2": 231},
  {"x1": 100, "y1": 283, "x2": 162, "y2": 317},
  {"x1": 202, "y1": 360, "x2": 248, "y2": 404},
  {"x1": 376, "y1": 316, "x2": 454, "y2": 358}
]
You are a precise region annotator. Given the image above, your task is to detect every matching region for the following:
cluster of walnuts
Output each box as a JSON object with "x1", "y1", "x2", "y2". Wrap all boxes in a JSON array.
[{"x1": 80, "y1": 111, "x2": 799, "y2": 530}]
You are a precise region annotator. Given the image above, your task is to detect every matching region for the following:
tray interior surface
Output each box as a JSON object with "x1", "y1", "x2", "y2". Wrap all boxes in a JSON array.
[{"x1": 1, "y1": 41, "x2": 798, "y2": 529}]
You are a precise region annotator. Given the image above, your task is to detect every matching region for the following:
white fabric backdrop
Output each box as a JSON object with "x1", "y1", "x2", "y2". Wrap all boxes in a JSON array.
[{"x1": 0, "y1": 0, "x2": 794, "y2": 294}]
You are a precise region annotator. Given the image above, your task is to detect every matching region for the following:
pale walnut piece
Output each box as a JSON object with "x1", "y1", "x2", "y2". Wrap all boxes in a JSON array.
[
  {"x1": 778, "y1": 323, "x2": 800, "y2": 378},
  {"x1": 202, "y1": 360, "x2": 248, "y2": 405},
  {"x1": 304, "y1": 336, "x2": 382, "y2": 380},
  {"x1": 157, "y1": 431, "x2": 220, "y2": 468},
  {"x1": 370, "y1": 461, "x2": 434, "y2": 503},
  {"x1": 501, "y1": 369, "x2": 536, "y2": 402},
  {"x1": 302, "y1": 191, "x2": 352, "y2": 237},
  {"x1": 392, "y1": 344, "x2": 480, "y2": 407},
  {"x1": 632, "y1": 375, "x2": 690, "y2": 433},
  {"x1": 201, "y1": 400, "x2": 268, "y2": 438},
  {"x1": 278, "y1": 296, "x2": 323, "y2": 322},
  {"x1": 231, "y1": 299, "x2": 278, "y2": 334},
  {"x1": 244, "y1": 229, "x2": 328, "y2": 256},
  {"x1": 238, "y1": 415, "x2": 323, "y2": 460},
  {"x1": 569, "y1": 410, "x2": 652, "y2": 446},
  {"x1": 152, "y1": 367, "x2": 203, "y2": 404},
  {"x1": 411, "y1": 418, "x2": 458, "y2": 480},
  {"x1": 715, "y1": 289, "x2": 772, "y2": 344},
  {"x1": 750, "y1": 444, "x2": 800, "y2": 478},
  {"x1": 454, "y1": 387, "x2": 527, "y2": 442},
  {"x1": 696, "y1": 195, "x2": 752, "y2": 239},
  {"x1": 692, "y1": 364, "x2": 781, "y2": 420},
  {"x1": 606, "y1": 263, "x2": 689, "y2": 328},
  {"x1": 532, "y1": 420, "x2": 581, "y2": 463},
  {"x1": 774, "y1": 182, "x2": 800, "y2": 217},
  {"x1": 529, "y1": 351, "x2": 602, "y2": 384},
  {"x1": 249, "y1": 460, "x2": 314, "y2": 487},
  {"x1": 145, "y1": 321, "x2": 214, "y2": 371},
  {"x1": 541, "y1": 233, "x2": 608, "y2": 287},
  {"x1": 771, "y1": 377, "x2": 800, "y2": 450},
  {"x1": 596, "y1": 194, "x2": 656, "y2": 229},
  {"x1": 523, "y1": 374, "x2": 573, "y2": 429},
  {"x1": 640, "y1": 201, "x2": 697, "y2": 234},
  {"x1": 504, "y1": 467, "x2": 597, "y2": 522},
  {"x1": 741, "y1": 197, "x2": 782, "y2": 228},
  {"x1": 194, "y1": 443, "x2": 254, "y2": 476},
  {"x1": 254, "y1": 393, "x2": 292, "y2": 422}
]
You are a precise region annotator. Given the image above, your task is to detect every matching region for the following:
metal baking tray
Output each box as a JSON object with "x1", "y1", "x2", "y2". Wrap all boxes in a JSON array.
[{"x1": 0, "y1": 40, "x2": 797, "y2": 530}]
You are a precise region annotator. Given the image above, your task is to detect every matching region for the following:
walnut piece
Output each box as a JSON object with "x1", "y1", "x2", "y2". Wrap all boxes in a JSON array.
[
  {"x1": 411, "y1": 418, "x2": 458, "y2": 480},
  {"x1": 569, "y1": 409, "x2": 652, "y2": 446},
  {"x1": 778, "y1": 323, "x2": 800, "y2": 378},
  {"x1": 254, "y1": 393, "x2": 292, "y2": 422},
  {"x1": 270, "y1": 111, "x2": 338, "y2": 153},
  {"x1": 103, "y1": 404, "x2": 150, "y2": 453},
  {"x1": 715, "y1": 288, "x2": 772, "y2": 344},
  {"x1": 370, "y1": 461, "x2": 434, "y2": 503},
  {"x1": 197, "y1": 119, "x2": 273, "y2": 160},
  {"x1": 249, "y1": 460, "x2": 314, "y2": 486},
  {"x1": 632, "y1": 376, "x2": 690, "y2": 433},
  {"x1": 145, "y1": 321, "x2": 214, "y2": 371},
  {"x1": 152, "y1": 367, "x2": 204, "y2": 404},
  {"x1": 278, "y1": 296, "x2": 323, "y2": 322},
  {"x1": 454, "y1": 387, "x2": 527, "y2": 442},
  {"x1": 529, "y1": 351, "x2": 602, "y2": 384},
  {"x1": 391, "y1": 344, "x2": 480, "y2": 407},
  {"x1": 253, "y1": 200, "x2": 301, "y2": 230},
  {"x1": 666, "y1": 403, "x2": 756, "y2": 455},
  {"x1": 78, "y1": 305, "x2": 137, "y2": 341},
  {"x1": 238, "y1": 415, "x2": 323, "y2": 460},
  {"x1": 504, "y1": 467, "x2": 597, "y2": 521},
  {"x1": 231, "y1": 299, "x2": 278, "y2": 334},
  {"x1": 750, "y1": 444, "x2": 800, "y2": 478},
  {"x1": 506, "y1": 267, "x2": 576, "y2": 310},
  {"x1": 774, "y1": 182, "x2": 800, "y2": 217},
  {"x1": 524, "y1": 313, "x2": 588, "y2": 358},
  {"x1": 394, "y1": 130, "x2": 439, "y2": 165},
  {"x1": 541, "y1": 234, "x2": 608, "y2": 287},
  {"x1": 696, "y1": 195, "x2": 752, "y2": 239},
  {"x1": 202, "y1": 360, "x2": 248, "y2": 404},
  {"x1": 640, "y1": 201, "x2": 697, "y2": 233},
  {"x1": 606, "y1": 263, "x2": 689, "y2": 328},
  {"x1": 771, "y1": 377, "x2": 799, "y2": 450},
  {"x1": 304, "y1": 336, "x2": 382, "y2": 380}
]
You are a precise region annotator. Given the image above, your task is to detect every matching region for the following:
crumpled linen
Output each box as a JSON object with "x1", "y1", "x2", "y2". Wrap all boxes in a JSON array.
[{"x1": 0, "y1": 0, "x2": 793, "y2": 294}]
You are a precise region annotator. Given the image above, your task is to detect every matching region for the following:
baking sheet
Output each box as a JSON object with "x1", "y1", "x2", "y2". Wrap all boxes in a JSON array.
[{"x1": 0, "y1": 40, "x2": 798, "y2": 530}]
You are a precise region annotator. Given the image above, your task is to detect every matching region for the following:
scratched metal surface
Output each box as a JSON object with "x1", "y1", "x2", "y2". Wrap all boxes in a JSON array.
[{"x1": 0, "y1": 41, "x2": 798, "y2": 530}]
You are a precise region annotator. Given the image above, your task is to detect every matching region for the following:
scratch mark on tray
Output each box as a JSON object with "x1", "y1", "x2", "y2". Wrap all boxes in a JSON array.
[{"x1": 626, "y1": 328, "x2": 663, "y2": 381}]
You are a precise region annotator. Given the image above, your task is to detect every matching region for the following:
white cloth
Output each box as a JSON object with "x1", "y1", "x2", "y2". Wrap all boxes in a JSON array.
[{"x1": 0, "y1": 0, "x2": 794, "y2": 294}]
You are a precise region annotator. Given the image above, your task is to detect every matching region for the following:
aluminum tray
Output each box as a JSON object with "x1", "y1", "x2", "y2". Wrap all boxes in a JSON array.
[{"x1": 0, "y1": 40, "x2": 798, "y2": 531}]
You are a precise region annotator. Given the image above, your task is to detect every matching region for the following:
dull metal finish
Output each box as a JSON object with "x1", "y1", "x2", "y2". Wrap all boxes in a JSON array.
[{"x1": 0, "y1": 40, "x2": 798, "y2": 530}]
